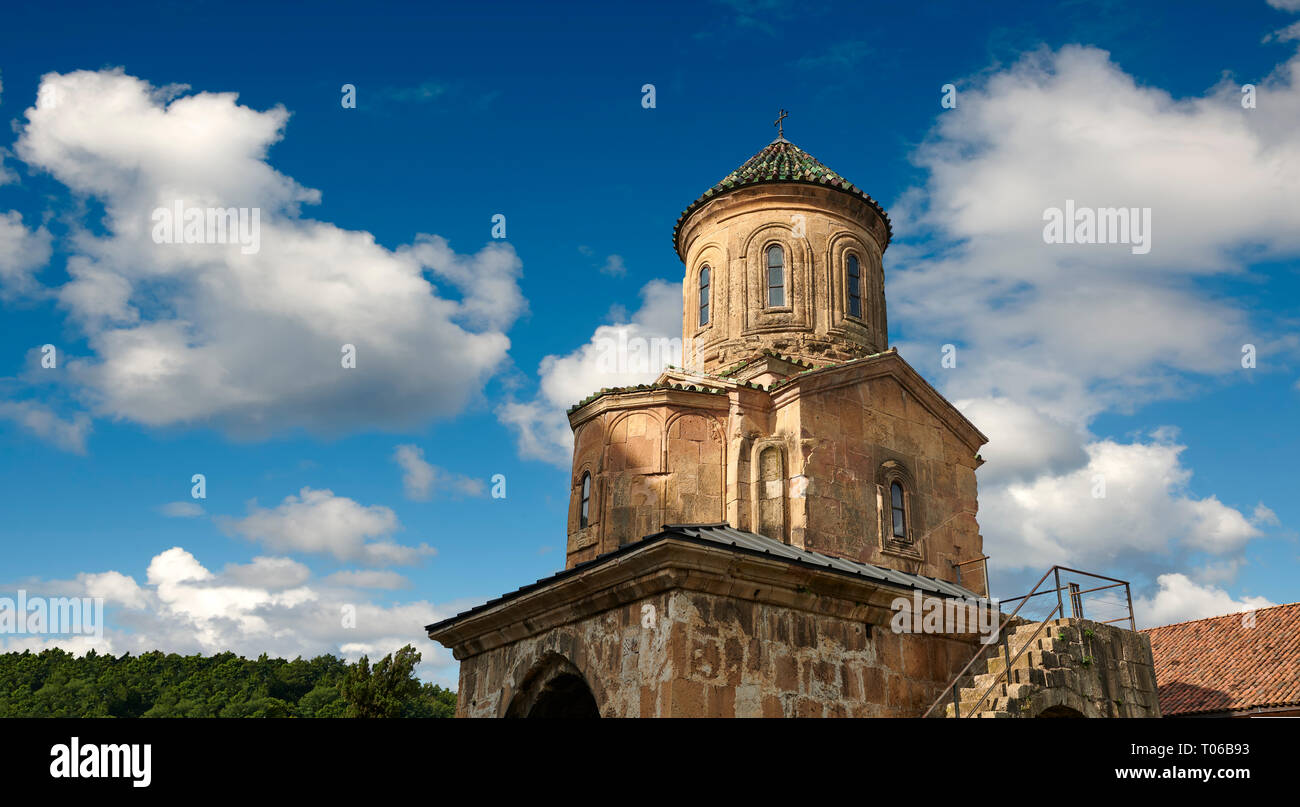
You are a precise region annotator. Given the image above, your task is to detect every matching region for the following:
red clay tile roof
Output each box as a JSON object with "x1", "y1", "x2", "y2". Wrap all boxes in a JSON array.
[{"x1": 1142, "y1": 602, "x2": 1300, "y2": 716}]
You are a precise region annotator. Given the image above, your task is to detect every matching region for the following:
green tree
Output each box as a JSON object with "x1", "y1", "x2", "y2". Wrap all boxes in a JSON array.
[
  {"x1": 0, "y1": 646, "x2": 453, "y2": 717},
  {"x1": 340, "y1": 645, "x2": 424, "y2": 718}
]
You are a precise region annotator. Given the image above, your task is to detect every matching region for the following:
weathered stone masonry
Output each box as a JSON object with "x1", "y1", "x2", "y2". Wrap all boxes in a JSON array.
[
  {"x1": 440, "y1": 537, "x2": 985, "y2": 718},
  {"x1": 427, "y1": 133, "x2": 1161, "y2": 718}
]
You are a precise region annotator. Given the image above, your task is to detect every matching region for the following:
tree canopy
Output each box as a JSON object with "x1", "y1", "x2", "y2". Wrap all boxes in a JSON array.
[{"x1": 0, "y1": 645, "x2": 455, "y2": 718}]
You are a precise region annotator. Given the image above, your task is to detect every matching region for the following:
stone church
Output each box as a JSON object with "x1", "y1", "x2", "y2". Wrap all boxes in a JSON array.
[{"x1": 427, "y1": 129, "x2": 1161, "y2": 718}]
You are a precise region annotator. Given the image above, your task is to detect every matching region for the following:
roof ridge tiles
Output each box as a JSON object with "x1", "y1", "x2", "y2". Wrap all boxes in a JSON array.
[
  {"x1": 672, "y1": 138, "x2": 893, "y2": 256},
  {"x1": 1143, "y1": 600, "x2": 1300, "y2": 632}
]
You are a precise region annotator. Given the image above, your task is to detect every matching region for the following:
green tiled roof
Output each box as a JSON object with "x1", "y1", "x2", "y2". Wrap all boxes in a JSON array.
[
  {"x1": 673, "y1": 137, "x2": 892, "y2": 255},
  {"x1": 566, "y1": 382, "x2": 727, "y2": 415}
]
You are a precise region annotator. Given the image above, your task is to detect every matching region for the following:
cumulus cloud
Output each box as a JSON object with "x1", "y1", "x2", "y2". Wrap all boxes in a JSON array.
[
  {"x1": 79, "y1": 570, "x2": 148, "y2": 609},
  {"x1": 220, "y1": 556, "x2": 312, "y2": 589},
  {"x1": 11, "y1": 69, "x2": 524, "y2": 437},
  {"x1": 392, "y1": 444, "x2": 485, "y2": 500},
  {"x1": 956, "y1": 397, "x2": 1088, "y2": 483},
  {"x1": 221, "y1": 487, "x2": 434, "y2": 566},
  {"x1": 890, "y1": 44, "x2": 1300, "y2": 602},
  {"x1": 499, "y1": 278, "x2": 682, "y2": 466},
  {"x1": 0, "y1": 211, "x2": 53, "y2": 297},
  {"x1": 0, "y1": 399, "x2": 91, "y2": 453},
  {"x1": 979, "y1": 435, "x2": 1260, "y2": 571},
  {"x1": 0, "y1": 547, "x2": 465, "y2": 685},
  {"x1": 895, "y1": 45, "x2": 1300, "y2": 426},
  {"x1": 1134, "y1": 573, "x2": 1274, "y2": 628}
]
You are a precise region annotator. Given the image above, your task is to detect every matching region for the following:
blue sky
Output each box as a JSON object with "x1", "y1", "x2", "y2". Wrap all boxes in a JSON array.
[{"x1": 1, "y1": 0, "x2": 1297, "y2": 684}]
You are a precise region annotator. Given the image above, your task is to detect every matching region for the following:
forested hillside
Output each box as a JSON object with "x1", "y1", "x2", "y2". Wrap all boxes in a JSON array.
[{"x1": 0, "y1": 644, "x2": 455, "y2": 717}]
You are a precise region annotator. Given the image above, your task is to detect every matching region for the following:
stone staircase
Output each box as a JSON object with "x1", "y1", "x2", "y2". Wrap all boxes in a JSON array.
[{"x1": 941, "y1": 617, "x2": 1161, "y2": 718}]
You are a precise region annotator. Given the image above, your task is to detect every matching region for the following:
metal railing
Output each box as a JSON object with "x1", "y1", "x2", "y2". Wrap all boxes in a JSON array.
[{"x1": 921, "y1": 565, "x2": 1134, "y2": 718}]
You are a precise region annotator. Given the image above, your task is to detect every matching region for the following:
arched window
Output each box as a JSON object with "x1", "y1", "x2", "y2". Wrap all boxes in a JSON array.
[
  {"x1": 579, "y1": 472, "x2": 591, "y2": 529},
  {"x1": 698, "y1": 266, "x2": 710, "y2": 326},
  {"x1": 890, "y1": 481, "x2": 907, "y2": 540},
  {"x1": 756, "y1": 444, "x2": 785, "y2": 542},
  {"x1": 766, "y1": 245, "x2": 785, "y2": 307},
  {"x1": 847, "y1": 254, "x2": 862, "y2": 318}
]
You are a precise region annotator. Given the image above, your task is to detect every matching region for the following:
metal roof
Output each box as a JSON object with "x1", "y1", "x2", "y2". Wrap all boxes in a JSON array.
[
  {"x1": 425, "y1": 523, "x2": 980, "y2": 633},
  {"x1": 663, "y1": 523, "x2": 979, "y2": 600}
]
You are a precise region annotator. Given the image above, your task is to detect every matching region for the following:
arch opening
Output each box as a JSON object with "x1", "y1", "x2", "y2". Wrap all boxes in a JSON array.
[
  {"x1": 1036, "y1": 704, "x2": 1085, "y2": 718},
  {"x1": 504, "y1": 654, "x2": 601, "y2": 719},
  {"x1": 522, "y1": 673, "x2": 600, "y2": 718}
]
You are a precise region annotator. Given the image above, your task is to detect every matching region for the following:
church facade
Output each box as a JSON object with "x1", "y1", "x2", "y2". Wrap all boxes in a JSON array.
[{"x1": 426, "y1": 133, "x2": 1161, "y2": 718}]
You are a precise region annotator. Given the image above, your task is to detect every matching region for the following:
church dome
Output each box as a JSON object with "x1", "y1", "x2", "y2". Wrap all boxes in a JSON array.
[{"x1": 672, "y1": 137, "x2": 893, "y2": 258}]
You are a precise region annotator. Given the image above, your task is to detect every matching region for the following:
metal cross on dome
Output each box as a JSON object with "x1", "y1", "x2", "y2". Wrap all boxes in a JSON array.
[{"x1": 774, "y1": 108, "x2": 788, "y2": 138}]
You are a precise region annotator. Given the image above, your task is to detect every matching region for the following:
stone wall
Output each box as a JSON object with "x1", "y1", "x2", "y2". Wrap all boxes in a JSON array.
[
  {"x1": 772, "y1": 367, "x2": 983, "y2": 583},
  {"x1": 563, "y1": 353, "x2": 987, "y2": 590},
  {"x1": 677, "y1": 184, "x2": 890, "y2": 375},
  {"x1": 566, "y1": 392, "x2": 729, "y2": 566},
  {"x1": 454, "y1": 588, "x2": 984, "y2": 718},
  {"x1": 948, "y1": 617, "x2": 1162, "y2": 718}
]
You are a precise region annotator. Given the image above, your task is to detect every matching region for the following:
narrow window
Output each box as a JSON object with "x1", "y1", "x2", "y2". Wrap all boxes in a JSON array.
[
  {"x1": 890, "y1": 481, "x2": 907, "y2": 540},
  {"x1": 847, "y1": 254, "x2": 862, "y2": 318},
  {"x1": 698, "y1": 266, "x2": 710, "y2": 326},
  {"x1": 766, "y1": 245, "x2": 785, "y2": 307},
  {"x1": 579, "y1": 472, "x2": 591, "y2": 528}
]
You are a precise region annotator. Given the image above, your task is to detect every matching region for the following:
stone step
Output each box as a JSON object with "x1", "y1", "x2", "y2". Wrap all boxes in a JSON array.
[
  {"x1": 984, "y1": 650, "x2": 1061, "y2": 677},
  {"x1": 947, "y1": 700, "x2": 1013, "y2": 718},
  {"x1": 1008, "y1": 627, "x2": 1075, "y2": 647},
  {"x1": 940, "y1": 618, "x2": 1100, "y2": 718}
]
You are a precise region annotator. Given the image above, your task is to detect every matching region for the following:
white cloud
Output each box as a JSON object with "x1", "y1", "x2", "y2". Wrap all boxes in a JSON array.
[
  {"x1": 890, "y1": 44, "x2": 1300, "y2": 584},
  {"x1": 158, "y1": 501, "x2": 204, "y2": 518},
  {"x1": 1195, "y1": 558, "x2": 1246, "y2": 585},
  {"x1": 401, "y1": 234, "x2": 527, "y2": 332},
  {"x1": 1251, "y1": 503, "x2": 1281, "y2": 526},
  {"x1": 0, "y1": 547, "x2": 465, "y2": 685},
  {"x1": 1267, "y1": 0, "x2": 1300, "y2": 12},
  {"x1": 0, "y1": 399, "x2": 91, "y2": 453},
  {"x1": 499, "y1": 278, "x2": 681, "y2": 466},
  {"x1": 1134, "y1": 573, "x2": 1274, "y2": 628},
  {"x1": 0, "y1": 211, "x2": 53, "y2": 297},
  {"x1": 323, "y1": 569, "x2": 410, "y2": 590},
  {"x1": 221, "y1": 487, "x2": 434, "y2": 566},
  {"x1": 392, "y1": 443, "x2": 484, "y2": 500},
  {"x1": 78, "y1": 570, "x2": 148, "y2": 609},
  {"x1": 220, "y1": 556, "x2": 311, "y2": 589},
  {"x1": 956, "y1": 397, "x2": 1088, "y2": 483},
  {"x1": 599, "y1": 254, "x2": 628, "y2": 276},
  {"x1": 1268, "y1": 21, "x2": 1300, "y2": 42},
  {"x1": 11, "y1": 69, "x2": 524, "y2": 437},
  {"x1": 979, "y1": 435, "x2": 1260, "y2": 570},
  {"x1": 895, "y1": 45, "x2": 1300, "y2": 426},
  {"x1": 395, "y1": 444, "x2": 436, "y2": 499}
]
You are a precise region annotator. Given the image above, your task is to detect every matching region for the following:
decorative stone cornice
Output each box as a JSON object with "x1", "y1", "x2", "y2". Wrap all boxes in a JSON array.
[
  {"x1": 427, "y1": 535, "x2": 949, "y2": 661},
  {"x1": 565, "y1": 382, "x2": 727, "y2": 423}
]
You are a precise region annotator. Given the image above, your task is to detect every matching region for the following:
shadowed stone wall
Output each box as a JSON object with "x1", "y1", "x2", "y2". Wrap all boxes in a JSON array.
[{"x1": 455, "y1": 588, "x2": 984, "y2": 718}]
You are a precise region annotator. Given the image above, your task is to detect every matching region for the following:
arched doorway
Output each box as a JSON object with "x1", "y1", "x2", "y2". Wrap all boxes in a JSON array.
[
  {"x1": 522, "y1": 673, "x2": 600, "y2": 718},
  {"x1": 504, "y1": 654, "x2": 601, "y2": 718},
  {"x1": 1037, "y1": 705, "x2": 1085, "y2": 718}
]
